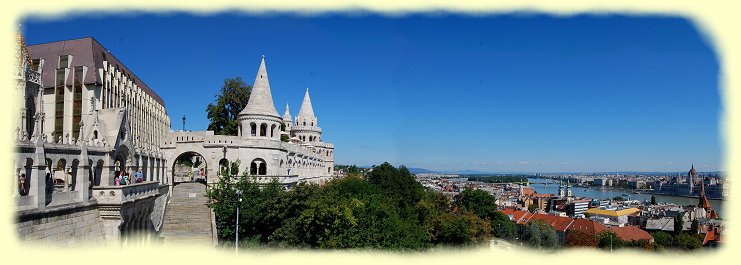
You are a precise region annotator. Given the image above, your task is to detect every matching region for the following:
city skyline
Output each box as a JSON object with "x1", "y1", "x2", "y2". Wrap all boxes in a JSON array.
[{"x1": 21, "y1": 13, "x2": 722, "y2": 172}]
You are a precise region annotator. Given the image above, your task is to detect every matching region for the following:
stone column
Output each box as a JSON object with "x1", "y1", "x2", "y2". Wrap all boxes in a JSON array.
[
  {"x1": 77, "y1": 164, "x2": 90, "y2": 202},
  {"x1": 104, "y1": 165, "x2": 116, "y2": 186},
  {"x1": 32, "y1": 164, "x2": 47, "y2": 209}
]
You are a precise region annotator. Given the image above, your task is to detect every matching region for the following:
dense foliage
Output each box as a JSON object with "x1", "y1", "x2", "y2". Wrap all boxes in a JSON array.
[
  {"x1": 206, "y1": 77, "x2": 251, "y2": 136},
  {"x1": 523, "y1": 220, "x2": 559, "y2": 249},
  {"x1": 207, "y1": 162, "x2": 493, "y2": 250},
  {"x1": 650, "y1": 231, "x2": 703, "y2": 251}
]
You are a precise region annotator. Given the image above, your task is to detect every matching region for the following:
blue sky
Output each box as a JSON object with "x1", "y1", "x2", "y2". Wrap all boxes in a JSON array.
[{"x1": 21, "y1": 12, "x2": 721, "y2": 172}]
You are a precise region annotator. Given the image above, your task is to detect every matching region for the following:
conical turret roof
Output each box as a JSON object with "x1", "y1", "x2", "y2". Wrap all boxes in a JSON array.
[
  {"x1": 240, "y1": 55, "x2": 280, "y2": 118},
  {"x1": 283, "y1": 104, "x2": 292, "y2": 121},
  {"x1": 297, "y1": 88, "x2": 316, "y2": 119}
]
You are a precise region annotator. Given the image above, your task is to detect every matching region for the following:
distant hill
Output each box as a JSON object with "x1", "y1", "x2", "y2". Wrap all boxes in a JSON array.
[{"x1": 408, "y1": 168, "x2": 436, "y2": 174}]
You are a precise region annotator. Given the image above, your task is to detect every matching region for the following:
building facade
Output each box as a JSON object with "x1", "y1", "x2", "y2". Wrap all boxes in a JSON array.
[{"x1": 160, "y1": 55, "x2": 334, "y2": 185}]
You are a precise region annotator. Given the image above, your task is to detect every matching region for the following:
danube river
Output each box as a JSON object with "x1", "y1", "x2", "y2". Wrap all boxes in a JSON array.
[{"x1": 526, "y1": 177, "x2": 725, "y2": 217}]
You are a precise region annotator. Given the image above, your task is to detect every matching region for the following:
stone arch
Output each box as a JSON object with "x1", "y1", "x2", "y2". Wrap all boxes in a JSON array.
[
  {"x1": 70, "y1": 159, "x2": 80, "y2": 191},
  {"x1": 171, "y1": 151, "x2": 208, "y2": 184},
  {"x1": 93, "y1": 159, "x2": 104, "y2": 186},
  {"x1": 271, "y1": 124, "x2": 276, "y2": 138},
  {"x1": 54, "y1": 158, "x2": 67, "y2": 191},
  {"x1": 19, "y1": 157, "x2": 33, "y2": 196},
  {"x1": 250, "y1": 122, "x2": 257, "y2": 136},
  {"x1": 260, "y1": 123, "x2": 267, "y2": 137},
  {"x1": 250, "y1": 158, "x2": 267, "y2": 176},
  {"x1": 219, "y1": 158, "x2": 230, "y2": 177}
]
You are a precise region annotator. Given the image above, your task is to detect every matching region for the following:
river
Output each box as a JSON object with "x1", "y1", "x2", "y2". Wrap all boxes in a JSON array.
[{"x1": 526, "y1": 177, "x2": 725, "y2": 217}]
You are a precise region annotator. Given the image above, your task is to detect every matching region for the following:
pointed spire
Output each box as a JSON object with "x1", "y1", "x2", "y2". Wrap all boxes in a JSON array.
[
  {"x1": 239, "y1": 55, "x2": 280, "y2": 118},
  {"x1": 283, "y1": 104, "x2": 292, "y2": 121},
  {"x1": 297, "y1": 87, "x2": 316, "y2": 119}
]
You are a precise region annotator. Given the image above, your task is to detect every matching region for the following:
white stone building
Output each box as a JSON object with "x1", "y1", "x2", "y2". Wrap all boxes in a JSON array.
[{"x1": 160, "y1": 55, "x2": 334, "y2": 185}]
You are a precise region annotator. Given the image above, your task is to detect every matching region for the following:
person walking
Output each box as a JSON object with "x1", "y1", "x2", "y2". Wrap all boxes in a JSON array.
[{"x1": 18, "y1": 173, "x2": 26, "y2": 195}]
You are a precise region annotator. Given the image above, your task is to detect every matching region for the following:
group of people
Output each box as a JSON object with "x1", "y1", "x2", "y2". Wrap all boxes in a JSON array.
[{"x1": 114, "y1": 170, "x2": 145, "y2": 186}]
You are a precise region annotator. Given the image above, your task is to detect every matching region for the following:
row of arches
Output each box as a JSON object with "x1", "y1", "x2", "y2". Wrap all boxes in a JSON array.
[
  {"x1": 240, "y1": 122, "x2": 279, "y2": 138},
  {"x1": 14, "y1": 153, "x2": 168, "y2": 204}
]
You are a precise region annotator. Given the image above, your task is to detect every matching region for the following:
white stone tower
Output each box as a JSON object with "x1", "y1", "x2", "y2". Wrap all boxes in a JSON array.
[
  {"x1": 281, "y1": 104, "x2": 293, "y2": 139},
  {"x1": 238, "y1": 55, "x2": 281, "y2": 140},
  {"x1": 292, "y1": 88, "x2": 322, "y2": 144}
]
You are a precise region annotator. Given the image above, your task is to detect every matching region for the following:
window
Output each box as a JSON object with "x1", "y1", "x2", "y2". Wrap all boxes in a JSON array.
[
  {"x1": 72, "y1": 67, "x2": 83, "y2": 139},
  {"x1": 59, "y1": 55, "x2": 70, "y2": 69}
]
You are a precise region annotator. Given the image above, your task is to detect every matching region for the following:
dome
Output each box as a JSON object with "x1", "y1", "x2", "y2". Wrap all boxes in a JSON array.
[{"x1": 689, "y1": 164, "x2": 697, "y2": 176}]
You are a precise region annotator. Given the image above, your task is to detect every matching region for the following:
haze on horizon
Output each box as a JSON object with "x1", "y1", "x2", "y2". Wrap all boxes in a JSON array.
[{"x1": 21, "y1": 12, "x2": 722, "y2": 173}]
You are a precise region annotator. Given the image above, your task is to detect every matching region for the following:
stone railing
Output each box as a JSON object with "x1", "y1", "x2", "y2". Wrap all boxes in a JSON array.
[{"x1": 92, "y1": 181, "x2": 161, "y2": 205}]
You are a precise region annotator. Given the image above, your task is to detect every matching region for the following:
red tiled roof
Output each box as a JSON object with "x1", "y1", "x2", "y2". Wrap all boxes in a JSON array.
[
  {"x1": 567, "y1": 218, "x2": 607, "y2": 235},
  {"x1": 499, "y1": 209, "x2": 532, "y2": 224},
  {"x1": 521, "y1": 187, "x2": 535, "y2": 196},
  {"x1": 525, "y1": 213, "x2": 574, "y2": 232},
  {"x1": 608, "y1": 226, "x2": 653, "y2": 242}
]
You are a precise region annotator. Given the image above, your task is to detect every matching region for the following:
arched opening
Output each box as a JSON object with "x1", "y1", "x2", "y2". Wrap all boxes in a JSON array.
[
  {"x1": 271, "y1": 124, "x2": 276, "y2": 137},
  {"x1": 94, "y1": 159, "x2": 104, "y2": 186},
  {"x1": 260, "y1": 123, "x2": 267, "y2": 137},
  {"x1": 219, "y1": 158, "x2": 230, "y2": 177},
  {"x1": 93, "y1": 130, "x2": 98, "y2": 140},
  {"x1": 70, "y1": 159, "x2": 80, "y2": 191},
  {"x1": 250, "y1": 158, "x2": 267, "y2": 176},
  {"x1": 250, "y1": 123, "x2": 257, "y2": 136},
  {"x1": 54, "y1": 159, "x2": 67, "y2": 191},
  {"x1": 172, "y1": 151, "x2": 208, "y2": 184},
  {"x1": 19, "y1": 158, "x2": 33, "y2": 196}
]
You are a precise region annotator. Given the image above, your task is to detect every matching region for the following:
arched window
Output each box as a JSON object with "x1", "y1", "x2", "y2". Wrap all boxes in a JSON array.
[
  {"x1": 93, "y1": 130, "x2": 98, "y2": 140},
  {"x1": 250, "y1": 123, "x2": 257, "y2": 136},
  {"x1": 271, "y1": 124, "x2": 276, "y2": 137},
  {"x1": 250, "y1": 158, "x2": 267, "y2": 176},
  {"x1": 260, "y1": 123, "x2": 267, "y2": 137}
]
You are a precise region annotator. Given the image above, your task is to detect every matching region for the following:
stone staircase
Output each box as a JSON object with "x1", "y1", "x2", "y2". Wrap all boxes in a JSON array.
[{"x1": 160, "y1": 182, "x2": 213, "y2": 246}]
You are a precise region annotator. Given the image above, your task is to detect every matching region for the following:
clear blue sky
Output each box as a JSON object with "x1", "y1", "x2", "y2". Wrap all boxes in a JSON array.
[{"x1": 21, "y1": 12, "x2": 721, "y2": 173}]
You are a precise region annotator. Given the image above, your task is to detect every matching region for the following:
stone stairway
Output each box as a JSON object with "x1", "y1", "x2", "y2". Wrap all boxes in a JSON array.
[{"x1": 160, "y1": 182, "x2": 213, "y2": 246}]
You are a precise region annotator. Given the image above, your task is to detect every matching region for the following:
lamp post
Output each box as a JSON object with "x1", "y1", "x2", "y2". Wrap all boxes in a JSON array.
[
  {"x1": 182, "y1": 115, "x2": 186, "y2": 132},
  {"x1": 235, "y1": 189, "x2": 242, "y2": 252}
]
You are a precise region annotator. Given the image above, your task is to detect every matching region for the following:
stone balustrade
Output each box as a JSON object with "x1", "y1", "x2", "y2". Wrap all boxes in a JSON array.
[{"x1": 92, "y1": 181, "x2": 161, "y2": 205}]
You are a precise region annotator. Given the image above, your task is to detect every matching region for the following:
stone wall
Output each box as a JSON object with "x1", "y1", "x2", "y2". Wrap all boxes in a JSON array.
[
  {"x1": 149, "y1": 185, "x2": 170, "y2": 232},
  {"x1": 16, "y1": 203, "x2": 105, "y2": 246}
]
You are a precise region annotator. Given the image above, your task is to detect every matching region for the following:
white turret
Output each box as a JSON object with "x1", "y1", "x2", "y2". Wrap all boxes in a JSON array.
[
  {"x1": 281, "y1": 104, "x2": 293, "y2": 139},
  {"x1": 292, "y1": 88, "x2": 322, "y2": 143},
  {"x1": 238, "y1": 55, "x2": 282, "y2": 140}
]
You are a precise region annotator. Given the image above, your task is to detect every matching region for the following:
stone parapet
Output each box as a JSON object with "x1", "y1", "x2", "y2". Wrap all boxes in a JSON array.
[{"x1": 92, "y1": 181, "x2": 161, "y2": 205}]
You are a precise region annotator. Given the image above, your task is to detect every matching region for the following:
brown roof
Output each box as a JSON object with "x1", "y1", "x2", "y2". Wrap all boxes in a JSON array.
[
  {"x1": 567, "y1": 218, "x2": 607, "y2": 235},
  {"x1": 499, "y1": 209, "x2": 531, "y2": 224},
  {"x1": 27, "y1": 37, "x2": 164, "y2": 106},
  {"x1": 608, "y1": 226, "x2": 653, "y2": 242},
  {"x1": 526, "y1": 213, "x2": 574, "y2": 232}
]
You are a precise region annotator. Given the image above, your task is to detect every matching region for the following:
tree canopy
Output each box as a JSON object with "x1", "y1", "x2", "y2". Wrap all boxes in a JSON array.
[
  {"x1": 206, "y1": 77, "x2": 251, "y2": 135},
  {"x1": 206, "y1": 162, "x2": 492, "y2": 250}
]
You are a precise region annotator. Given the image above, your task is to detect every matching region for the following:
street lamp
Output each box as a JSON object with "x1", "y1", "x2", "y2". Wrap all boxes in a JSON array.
[
  {"x1": 182, "y1": 115, "x2": 186, "y2": 132},
  {"x1": 235, "y1": 189, "x2": 242, "y2": 252}
]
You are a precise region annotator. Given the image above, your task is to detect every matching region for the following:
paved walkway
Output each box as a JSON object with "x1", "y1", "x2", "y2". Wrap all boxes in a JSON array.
[{"x1": 160, "y1": 182, "x2": 213, "y2": 246}]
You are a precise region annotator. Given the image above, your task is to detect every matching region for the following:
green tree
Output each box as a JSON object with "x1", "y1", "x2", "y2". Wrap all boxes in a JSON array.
[
  {"x1": 674, "y1": 212, "x2": 685, "y2": 234},
  {"x1": 690, "y1": 220, "x2": 699, "y2": 235},
  {"x1": 206, "y1": 77, "x2": 251, "y2": 136},
  {"x1": 597, "y1": 231, "x2": 625, "y2": 250},
  {"x1": 524, "y1": 220, "x2": 559, "y2": 249},
  {"x1": 528, "y1": 203, "x2": 537, "y2": 213},
  {"x1": 491, "y1": 211, "x2": 515, "y2": 240},
  {"x1": 651, "y1": 231, "x2": 674, "y2": 250},
  {"x1": 457, "y1": 188, "x2": 497, "y2": 220},
  {"x1": 674, "y1": 232, "x2": 702, "y2": 250},
  {"x1": 651, "y1": 195, "x2": 657, "y2": 205}
]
